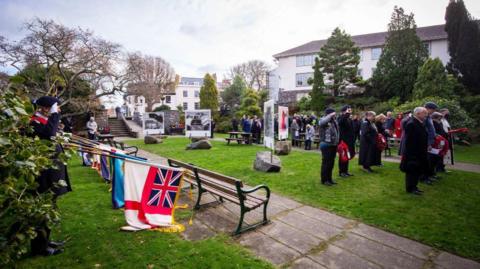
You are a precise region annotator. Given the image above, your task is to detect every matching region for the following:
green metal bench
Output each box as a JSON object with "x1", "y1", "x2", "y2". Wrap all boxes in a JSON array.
[{"x1": 167, "y1": 158, "x2": 270, "y2": 235}]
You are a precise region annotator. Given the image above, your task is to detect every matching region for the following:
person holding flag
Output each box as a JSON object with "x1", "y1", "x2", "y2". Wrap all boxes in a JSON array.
[{"x1": 29, "y1": 96, "x2": 71, "y2": 256}]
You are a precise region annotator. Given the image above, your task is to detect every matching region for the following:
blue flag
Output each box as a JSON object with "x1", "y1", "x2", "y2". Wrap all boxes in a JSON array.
[{"x1": 111, "y1": 153, "x2": 147, "y2": 209}]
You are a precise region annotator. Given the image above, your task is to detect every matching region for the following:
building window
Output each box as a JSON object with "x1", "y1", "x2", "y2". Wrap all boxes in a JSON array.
[
  {"x1": 296, "y1": 54, "x2": 315, "y2": 67},
  {"x1": 357, "y1": 69, "x2": 362, "y2": 77},
  {"x1": 165, "y1": 95, "x2": 171, "y2": 104},
  {"x1": 359, "y1": 49, "x2": 364, "y2": 61},
  {"x1": 194, "y1": 102, "x2": 200, "y2": 110},
  {"x1": 194, "y1": 90, "x2": 199, "y2": 97},
  {"x1": 183, "y1": 102, "x2": 188, "y2": 110},
  {"x1": 295, "y1": 73, "x2": 313, "y2": 87},
  {"x1": 371, "y1": 67, "x2": 376, "y2": 75},
  {"x1": 423, "y1": 42, "x2": 431, "y2": 55},
  {"x1": 371, "y1": 47, "x2": 382, "y2": 60}
]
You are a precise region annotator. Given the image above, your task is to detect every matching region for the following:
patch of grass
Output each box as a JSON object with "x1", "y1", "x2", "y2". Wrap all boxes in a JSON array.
[
  {"x1": 454, "y1": 144, "x2": 480, "y2": 165},
  {"x1": 129, "y1": 138, "x2": 480, "y2": 261},
  {"x1": 16, "y1": 157, "x2": 273, "y2": 269}
]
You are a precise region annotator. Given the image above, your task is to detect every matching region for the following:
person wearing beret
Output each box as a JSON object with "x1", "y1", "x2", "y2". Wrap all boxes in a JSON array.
[
  {"x1": 319, "y1": 108, "x2": 340, "y2": 186},
  {"x1": 30, "y1": 96, "x2": 71, "y2": 256},
  {"x1": 400, "y1": 107, "x2": 429, "y2": 195},
  {"x1": 337, "y1": 105, "x2": 355, "y2": 177}
]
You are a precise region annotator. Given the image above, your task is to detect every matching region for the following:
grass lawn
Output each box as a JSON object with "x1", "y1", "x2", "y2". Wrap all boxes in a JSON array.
[
  {"x1": 17, "y1": 157, "x2": 273, "y2": 269},
  {"x1": 454, "y1": 144, "x2": 480, "y2": 165},
  {"x1": 128, "y1": 137, "x2": 480, "y2": 261}
]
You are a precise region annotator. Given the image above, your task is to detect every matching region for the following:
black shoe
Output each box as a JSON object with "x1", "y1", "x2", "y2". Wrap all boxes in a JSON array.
[
  {"x1": 48, "y1": 240, "x2": 65, "y2": 248},
  {"x1": 421, "y1": 179, "x2": 433, "y2": 185},
  {"x1": 41, "y1": 247, "x2": 64, "y2": 256},
  {"x1": 322, "y1": 182, "x2": 332, "y2": 186},
  {"x1": 329, "y1": 180, "x2": 337, "y2": 185},
  {"x1": 339, "y1": 173, "x2": 348, "y2": 178},
  {"x1": 345, "y1": 173, "x2": 354, "y2": 177},
  {"x1": 411, "y1": 190, "x2": 423, "y2": 195}
]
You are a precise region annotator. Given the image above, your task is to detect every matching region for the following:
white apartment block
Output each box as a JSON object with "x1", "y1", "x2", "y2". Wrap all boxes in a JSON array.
[
  {"x1": 270, "y1": 24, "x2": 450, "y2": 105},
  {"x1": 124, "y1": 76, "x2": 228, "y2": 116}
]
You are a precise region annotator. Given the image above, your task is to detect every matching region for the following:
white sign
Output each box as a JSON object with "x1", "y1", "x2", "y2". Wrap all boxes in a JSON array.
[
  {"x1": 264, "y1": 100, "x2": 275, "y2": 150},
  {"x1": 278, "y1": 106, "x2": 289, "y2": 140},
  {"x1": 185, "y1": 110, "x2": 211, "y2": 138},
  {"x1": 143, "y1": 112, "x2": 165, "y2": 135}
]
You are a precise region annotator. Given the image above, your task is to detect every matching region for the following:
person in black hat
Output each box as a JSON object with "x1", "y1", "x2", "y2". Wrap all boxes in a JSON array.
[
  {"x1": 337, "y1": 105, "x2": 355, "y2": 177},
  {"x1": 319, "y1": 108, "x2": 339, "y2": 186},
  {"x1": 30, "y1": 96, "x2": 71, "y2": 256}
]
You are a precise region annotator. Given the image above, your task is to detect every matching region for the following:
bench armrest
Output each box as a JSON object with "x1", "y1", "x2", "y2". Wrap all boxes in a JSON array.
[{"x1": 241, "y1": 184, "x2": 271, "y2": 198}]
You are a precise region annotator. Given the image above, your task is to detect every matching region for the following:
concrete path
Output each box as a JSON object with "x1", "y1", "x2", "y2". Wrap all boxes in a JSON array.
[{"x1": 134, "y1": 148, "x2": 480, "y2": 269}]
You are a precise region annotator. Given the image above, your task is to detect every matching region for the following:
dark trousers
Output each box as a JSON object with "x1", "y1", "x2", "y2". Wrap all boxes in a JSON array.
[
  {"x1": 31, "y1": 221, "x2": 50, "y2": 255},
  {"x1": 339, "y1": 159, "x2": 349, "y2": 174},
  {"x1": 321, "y1": 146, "x2": 337, "y2": 183},
  {"x1": 406, "y1": 172, "x2": 420, "y2": 192},
  {"x1": 305, "y1": 139, "x2": 312, "y2": 150}
]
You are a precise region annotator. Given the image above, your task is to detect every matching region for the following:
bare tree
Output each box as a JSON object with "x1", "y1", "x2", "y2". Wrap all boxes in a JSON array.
[
  {"x1": 126, "y1": 52, "x2": 178, "y2": 111},
  {"x1": 0, "y1": 18, "x2": 126, "y2": 116},
  {"x1": 228, "y1": 60, "x2": 269, "y2": 90}
]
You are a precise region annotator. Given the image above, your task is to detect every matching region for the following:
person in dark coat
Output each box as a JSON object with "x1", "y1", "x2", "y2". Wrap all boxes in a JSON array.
[
  {"x1": 60, "y1": 116, "x2": 73, "y2": 133},
  {"x1": 337, "y1": 105, "x2": 355, "y2": 177},
  {"x1": 319, "y1": 108, "x2": 340, "y2": 186},
  {"x1": 358, "y1": 111, "x2": 378, "y2": 173},
  {"x1": 400, "y1": 107, "x2": 429, "y2": 195},
  {"x1": 373, "y1": 113, "x2": 387, "y2": 166},
  {"x1": 398, "y1": 111, "x2": 411, "y2": 156},
  {"x1": 30, "y1": 96, "x2": 71, "y2": 256},
  {"x1": 231, "y1": 117, "x2": 239, "y2": 132},
  {"x1": 352, "y1": 114, "x2": 361, "y2": 145}
]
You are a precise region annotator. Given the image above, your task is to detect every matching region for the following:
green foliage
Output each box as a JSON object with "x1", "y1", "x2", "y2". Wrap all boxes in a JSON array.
[
  {"x1": 153, "y1": 104, "x2": 171, "y2": 111},
  {"x1": 309, "y1": 57, "x2": 326, "y2": 113},
  {"x1": 200, "y1": 73, "x2": 219, "y2": 111},
  {"x1": 221, "y1": 75, "x2": 246, "y2": 111},
  {"x1": 460, "y1": 95, "x2": 480, "y2": 125},
  {"x1": 395, "y1": 96, "x2": 475, "y2": 128},
  {"x1": 236, "y1": 89, "x2": 262, "y2": 117},
  {"x1": 371, "y1": 6, "x2": 428, "y2": 102},
  {"x1": 445, "y1": 0, "x2": 480, "y2": 94},
  {"x1": 413, "y1": 58, "x2": 455, "y2": 99},
  {"x1": 0, "y1": 85, "x2": 64, "y2": 266},
  {"x1": 257, "y1": 89, "x2": 269, "y2": 111},
  {"x1": 318, "y1": 27, "x2": 360, "y2": 96},
  {"x1": 297, "y1": 96, "x2": 311, "y2": 113},
  {"x1": 215, "y1": 116, "x2": 233, "y2": 133}
]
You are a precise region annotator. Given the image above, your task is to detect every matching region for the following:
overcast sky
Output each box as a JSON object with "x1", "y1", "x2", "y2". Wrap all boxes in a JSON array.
[{"x1": 1, "y1": 0, "x2": 480, "y2": 79}]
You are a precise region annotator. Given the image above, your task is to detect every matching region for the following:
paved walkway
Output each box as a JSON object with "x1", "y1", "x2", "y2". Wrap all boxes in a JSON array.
[{"x1": 134, "y1": 147, "x2": 480, "y2": 269}]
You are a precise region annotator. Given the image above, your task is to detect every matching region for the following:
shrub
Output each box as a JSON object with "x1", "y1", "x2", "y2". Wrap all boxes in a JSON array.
[
  {"x1": 395, "y1": 96, "x2": 476, "y2": 129},
  {"x1": 0, "y1": 85, "x2": 70, "y2": 265}
]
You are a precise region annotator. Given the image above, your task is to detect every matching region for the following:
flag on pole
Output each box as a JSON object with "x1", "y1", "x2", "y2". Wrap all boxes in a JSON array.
[
  {"x1": 100, "y1": 155, "x2": 110, "y2": 182},
  {"x1": 123, "y1": 159, "x2": 183, "y2": 230},
  {"x1": 111, "y1": 153, "x2": 146, "y2": 209}
]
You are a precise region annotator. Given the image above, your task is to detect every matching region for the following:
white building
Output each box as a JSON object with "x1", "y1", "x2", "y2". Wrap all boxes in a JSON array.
[
  {"x1": 271, "y1": 24, "x2": 450, "y2": 105},
  {"x1": 125, "y1": 76, "x2": 228, "y2": 116}
]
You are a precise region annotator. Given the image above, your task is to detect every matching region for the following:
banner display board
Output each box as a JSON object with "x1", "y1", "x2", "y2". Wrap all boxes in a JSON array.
[
  {"x1": 185, "y1": 110, "x2": 211, "y2": 137},
  {"x1": 278, "y1": 106, "x2": 289, "y2": 140},
  {"x1": 143, "y1": 112, "x2": 165, "y2": 135},
  {"x1": 263, "y1": 100, "x2": 275, "y2": 150}
]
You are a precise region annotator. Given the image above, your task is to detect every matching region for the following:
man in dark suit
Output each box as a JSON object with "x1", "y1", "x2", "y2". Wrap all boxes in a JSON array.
[
  {"x1": 337, "y1": 105, "x2": 355, "y2": 177},
  {"x1": 400, "y1": 107, "x2": 428, "y2": 195}
]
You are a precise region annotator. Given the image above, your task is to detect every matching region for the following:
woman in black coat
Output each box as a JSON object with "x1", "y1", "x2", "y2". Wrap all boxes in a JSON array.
[
  {"x1": 359, "y1": 111, "x2": 378, "y2": 172},
  {"x1": 373, "y1": 114, "x2": 387, "y2": 166}
]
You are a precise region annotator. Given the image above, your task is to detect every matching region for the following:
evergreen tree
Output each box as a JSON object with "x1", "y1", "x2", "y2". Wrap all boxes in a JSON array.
[
  {"x1": 237, "y1": 89, "x2": 262, "y2": 117},
  {"x1": 413, "y1": 58, "x2": 455, "y2": 99},
  {"x1": 220, "y1": 75, "x2": 246, "y2": 111},
  {"x1": 318, "y1": 27, "x2": 360, "y2": 97},
  {"x1": 199, "y1": 73, "x2": 219, "y2": 111},
  {"x1": 308, "y1": 57, "x2": 326, "y2": 114},
  {"x1": 445, "y1": 0, "x2": 480, "y2": 94},
  {"x1": 371, "y1": 6, "x2": 428, "y2": 102}
]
